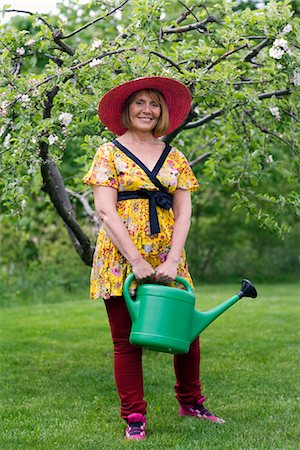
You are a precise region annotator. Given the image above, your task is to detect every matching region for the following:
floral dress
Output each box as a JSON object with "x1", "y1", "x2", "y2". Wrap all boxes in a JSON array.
[{"x1": 83, "y1": 141, "x2": 199, "y2": 300}]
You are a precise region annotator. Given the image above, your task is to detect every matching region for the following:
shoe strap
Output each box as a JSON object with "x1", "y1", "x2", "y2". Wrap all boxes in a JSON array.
[
  {"x1": 128, "y1": 421, "x2": 144, "y2": 435},
  {"x1": 196, "y1": 405, "x2": 214, "y2": 417}
]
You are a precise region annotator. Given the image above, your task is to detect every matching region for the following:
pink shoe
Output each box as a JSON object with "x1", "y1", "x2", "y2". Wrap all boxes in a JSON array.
[
  {"x1": 179, "y1": 396, "x2": 225, "y2": 425},
  {"x1": 125, "y1": 413, "x2": 146, "y2": 440}
]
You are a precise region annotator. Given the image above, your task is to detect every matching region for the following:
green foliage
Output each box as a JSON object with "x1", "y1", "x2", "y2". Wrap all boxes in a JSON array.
[
  {"x1": 0, "y1": 0, "x2": 299, "y2": 279},
  {"x1": 0, "y1": 210, "x2": 90, "y2": 307}
]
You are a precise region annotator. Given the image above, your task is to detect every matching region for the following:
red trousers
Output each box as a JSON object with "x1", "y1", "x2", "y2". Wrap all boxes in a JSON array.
[{"x1": 104, "y1": 296, "x2": 202, "y2": 419}]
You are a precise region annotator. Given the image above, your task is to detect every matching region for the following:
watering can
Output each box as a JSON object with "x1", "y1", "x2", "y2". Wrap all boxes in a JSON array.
[{"x1": 123, "y1": 274, "x2": 257, "y2": 355}]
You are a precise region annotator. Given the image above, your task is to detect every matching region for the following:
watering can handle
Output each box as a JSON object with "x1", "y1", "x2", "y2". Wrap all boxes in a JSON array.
[{"x1": 123, "y1": 273, "x2": 194, "y2": 299}]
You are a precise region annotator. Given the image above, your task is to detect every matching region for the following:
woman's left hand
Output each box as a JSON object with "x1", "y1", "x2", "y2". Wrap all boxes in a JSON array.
[{"x1": 154, "y1": 260, "x2": 178, "y2": 284}]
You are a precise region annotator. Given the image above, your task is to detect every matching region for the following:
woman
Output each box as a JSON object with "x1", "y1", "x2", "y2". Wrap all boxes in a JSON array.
[{"x1": 83, "y1": 76, "x2": 224, "y2": 440}]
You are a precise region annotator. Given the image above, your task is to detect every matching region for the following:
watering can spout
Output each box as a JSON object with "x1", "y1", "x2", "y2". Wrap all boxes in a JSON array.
[
  {"x1": 237, "y1": 279, "x2": 257, "y2": 299},
  {"x1": 190, "y1": 279, "x2": 257, "y2": 342}
]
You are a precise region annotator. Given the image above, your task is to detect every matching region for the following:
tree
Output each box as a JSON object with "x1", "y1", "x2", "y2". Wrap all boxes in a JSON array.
[{"x1": 1, "y1": 0, "x2": 299, "y2": 268}]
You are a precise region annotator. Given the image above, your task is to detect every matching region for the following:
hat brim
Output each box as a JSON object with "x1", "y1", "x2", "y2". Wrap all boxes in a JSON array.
[{"x1": 98, "y1": 76, "x2": 192, "y2": 136}]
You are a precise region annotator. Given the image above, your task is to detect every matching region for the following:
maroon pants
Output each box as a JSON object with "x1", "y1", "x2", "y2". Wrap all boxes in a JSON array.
[{"x1": 105, "y1": 296, "x2": 202, "y2": 419}]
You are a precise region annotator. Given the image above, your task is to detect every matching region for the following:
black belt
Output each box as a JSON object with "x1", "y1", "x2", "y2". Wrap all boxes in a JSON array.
[{"x1": 118, "y1": 190, "x2": 172, "y2": 235}]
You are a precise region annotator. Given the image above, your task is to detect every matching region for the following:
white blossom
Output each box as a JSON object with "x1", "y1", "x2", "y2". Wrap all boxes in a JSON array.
[
  {"x1": 266, "y1": 154, "x2": 274, "y2": 164},
  {"x1": 159, "y1": 12, "x2": 166, "y2": 21},
  {"x1": 269, "y1": 46, "x2": 284, "y2": 60},
  {"x1": 16, "y1": 47, "x2": 25, "y2": 55},
  {"x1": 266, "y1": 1, "x2": 278, "y2": 14},
  {"x1": 0, "y1": 125, "x2": 7, "y2": 136},
  {"x1": 269, "y1": 37, "x2": 292, "y2": 59},
  {"x1": 21, "y1": 94, "x2": 30, "y2": 103},
  {"x1": 277, "y1": 64, "x2": 282, "y2": 69},
  {"x1": 292, "y1": 70, "x2": 300, "y2": 86},
  {"x1": 20, "y1": 94, "x2": 30, "y2": 108},
  {"x1": 32, "y1": 136, "x2": 37, "y2": 144},
  {"x1": 114, "y1": 10, "x2": 122, "y2": 20},
  {"x1": 91, "y1": 39, "x2": 103, "y2": 50},
  {"x1": 3, "y1": 133, "x2": 11, "y2": 149},
  {"x1": 20, "y1": 199, "x2": 27, "y2": 210},
  {"x1": 48, "y1": 134, "x2": 58, "y2": 145},
  {"x1": 89, "y1": 58, "x2": 103, "y2": 67},
  {"x1": 273, "y1": 38, "x2": 289, "y2": 51},
  {"x1": 162, "y1": 68, "x2": 171, "y2": 76},
  {"x1": 0, "y1": 100, "x2": 9, "y2": 116},
  {"x1": 25, "y1": 39, "x2": 35, "y2": 46},
  {"x1": 269, "y1": 106, "x2": 280, "y2": 120},
  {"x1": 59, "y1": 112, "x2": 73, "y2": 126},
  {"x1": 281, "y1": 24, "x2": 292, "y2": 35}
]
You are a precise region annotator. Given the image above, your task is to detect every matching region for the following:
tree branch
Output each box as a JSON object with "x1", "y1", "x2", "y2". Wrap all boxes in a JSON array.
[
  {"x1": 189, "y1": 151, "x2": 212, "y2": 167},
  {"x1": 181, "y1": 89, "x2": 292, "y2": 131},
  {"x1": 41, "y1": 158, "x2": 94, "y2": 266},
  {"x1": 61, "y1": 0, "x2": 130, "y2": 39},
  {"x1": 173, "y1": 3, "x2": 196, "y2": 26},
  {"x1": 162, "y1": 109, "x2": 197, "y2": 144},
  {"x1": 244, "y1": 38, "x2": 272, "y2": 62},
  {"x1": 241, "y1": 35, "x2": 268, "y2": 40},
  {"x1": 2, "y1": 8, "x2": 73, "y2": 55},
  {"x1": 52, "y1": 29, "x2": 75, "y2": 56},
  {"x1": 233, "y1": 79, "x2": 273, "y2": 86},
  {"x1": 68, "y1": 47, "x2": 137, "y2": 70},
  {"x1": 244, "y1": 109, "x2": 294, "y2": 151},
  {"x1": 1, "y1": 9, "x2": 54, "y2": 31},
  {"x1": 282, "y1": 110, "x2": 300, "y2": 123},
  {"x1": 184, "y1": 109, "x2": 223, "y2": 129},
  {"x1": 162, "y1": 16, "x2": 218, "y2": 35},
  {"x1": 66, "y1": 188, "x2": 100, "y2": 229},
  {"x1": 38, "y1": 85, "x2": 94, "y2": 266},
  {"x1": 6, "y1": 48, "x2": 137, "y2": 111},
  {"x1": 150, "y1": 51, "x2": 183, "y2": 73},
  {"x1": 258, "y1": 89, "x2": 291, "y2": 100},
  {"x1": 174, "y1": 2, "x2": 203, "y2": 35},
  {"x1": 204, "y1": 44, "x2": 248, "y2": 71}
]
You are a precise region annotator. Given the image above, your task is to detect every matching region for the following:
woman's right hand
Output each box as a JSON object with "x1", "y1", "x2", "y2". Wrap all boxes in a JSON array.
[{"x1": 132, "y1": 258, "x2": 155, "y2": 282}]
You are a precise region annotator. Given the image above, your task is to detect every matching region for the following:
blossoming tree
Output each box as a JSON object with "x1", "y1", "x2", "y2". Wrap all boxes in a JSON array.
[{"x1": 0, "y1": 0, "x2": 299, "y2": 266}]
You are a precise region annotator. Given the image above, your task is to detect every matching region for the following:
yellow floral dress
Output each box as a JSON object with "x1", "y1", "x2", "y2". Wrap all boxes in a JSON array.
[{"x1": 83, "y1": 141, "x2": 199, "y2": 300}]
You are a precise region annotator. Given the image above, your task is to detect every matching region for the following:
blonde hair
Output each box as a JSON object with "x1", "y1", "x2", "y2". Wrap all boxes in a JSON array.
[{"x1": 122, "y1": 89, "x2": 169, "y2": 136}]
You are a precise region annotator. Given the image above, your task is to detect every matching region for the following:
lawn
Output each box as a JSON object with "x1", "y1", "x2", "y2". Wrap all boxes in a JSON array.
[{"x1": 1, "y1": 283, "x2": 299, "y2": 449}]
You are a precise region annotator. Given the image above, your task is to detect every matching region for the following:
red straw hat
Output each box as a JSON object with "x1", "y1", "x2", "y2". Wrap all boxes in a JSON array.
[{"x1": 98, "y1": 76, "x2": 192, "y2": 136}]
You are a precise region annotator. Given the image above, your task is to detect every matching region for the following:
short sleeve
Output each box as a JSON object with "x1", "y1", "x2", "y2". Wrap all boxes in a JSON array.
[
  {"x1": 83, "y1": 143, "x2": 119, "y2": 189},
  {"x1": 176, "y1": 150, "x2": 199, "y2": 192}
]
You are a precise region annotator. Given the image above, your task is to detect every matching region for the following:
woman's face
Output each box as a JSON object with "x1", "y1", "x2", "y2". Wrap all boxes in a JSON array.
[{"x1": 128, "y1": 90, "x2": 161, "y2": 133}]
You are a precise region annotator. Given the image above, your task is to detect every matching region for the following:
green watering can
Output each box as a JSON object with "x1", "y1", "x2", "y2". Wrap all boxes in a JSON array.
[{"x1": 123, "y1": 274, "x2": 257, "y2": 355}]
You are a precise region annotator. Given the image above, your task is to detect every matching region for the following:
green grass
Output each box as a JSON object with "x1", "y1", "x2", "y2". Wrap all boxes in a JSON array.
[{"x1": 1, "y1": 283, "x2": 299, "y2": 449}]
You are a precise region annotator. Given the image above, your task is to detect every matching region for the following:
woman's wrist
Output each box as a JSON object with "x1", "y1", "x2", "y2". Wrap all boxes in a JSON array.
[
  {"x1": 129, "y1": 253, "x2": 144, "y2": 267},
  {"x1": 166, "y1": 253, "x2": 180, "y2": 265}
]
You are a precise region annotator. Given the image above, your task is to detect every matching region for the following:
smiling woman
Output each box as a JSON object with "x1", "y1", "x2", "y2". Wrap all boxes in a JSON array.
[
  {"x1": 83, "y1": 76, "x2": 225, "y2": 440},
  {"x1": 122, "y1": 89, "x2": 169, "y2": 137}
]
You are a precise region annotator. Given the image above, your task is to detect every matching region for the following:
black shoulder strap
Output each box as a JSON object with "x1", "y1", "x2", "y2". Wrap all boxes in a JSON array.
[{"x1": 112, "y1": 139, "x2": 171, "y2": 192}]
